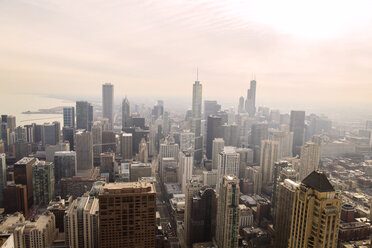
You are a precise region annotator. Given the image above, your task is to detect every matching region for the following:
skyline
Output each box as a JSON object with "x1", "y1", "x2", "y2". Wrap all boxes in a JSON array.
[{"x1": 1, "y1": 0, "x2": 372, "y2": 117}]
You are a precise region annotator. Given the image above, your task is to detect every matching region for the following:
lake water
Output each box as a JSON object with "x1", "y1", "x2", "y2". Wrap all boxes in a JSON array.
[{"x1": 0, "y1": 94, "x2": 75, "y2": 125}]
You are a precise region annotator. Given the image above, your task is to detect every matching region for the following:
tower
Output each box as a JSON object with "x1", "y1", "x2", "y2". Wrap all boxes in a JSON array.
[
  {"x1": 122, "y1": 97, "x2": 130, "y2": 130},
  {"x1": 32, "y1": 160, "x2": 55, "y2": 205},
  {"x1": 75, "y1": 130, "x2": 93, "y2": 171},
  {"x1": 102, "y1": 83, "x2": 114, "y2": 130},
  {"x1": 288, "y1": 171, "x2": 340, "y2": 248},
  {"x1": 191, "y1": 77, "x2": 203, "y2": 165},
  {"x1": 290, "y1": 110, "x2": 305, "y2": 156},
  {"x1": 179, "y1": 151, "x2": 194, "y2": 193},
  {"x1": 76, "y1": 101, "x2": 93, "y2": 131},
  {"x1": 245, "y1": 80, "x2": 256, "y2": 117},
  {"x1": 212, "y1": 138, "x2": 224, "y2": 170},
  {"x1": 299, "y1": 142, "x2": 320, "y2": 180},
  {"x1": 120, "y1": 133, "x2": 133, "y2": 161},
  {"x1": 260, "y1": 140, "x2": 279, "y2": 184},
  {"x1": 63, "y1": 107, "x2": 75, "y2": 128},
  {"x1": 0, "y1": 153, "x2": 6, "y2": 208},
  {"x1": 206, "y1": 115, "x2": 223, "y2": 159},
  {"x1": 215, "y1": 175, "x2": 240, "y2": 248},
  {"x1": 216, "y1": 147, "x2": 240, "y2": 193}
]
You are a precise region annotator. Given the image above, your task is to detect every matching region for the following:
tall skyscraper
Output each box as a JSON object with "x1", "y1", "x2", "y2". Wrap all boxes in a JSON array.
[
  {"x1": 260, "y1": 140, "x2": 279, "y2": 184},
  {"x1": 75, "y1": 130, "x2": 93, "y2": 171},
  {"x1": 41, "y1": 122, "x2": 60, "y2": 146},
  {"x1": 179, "y1": 151, "x2": 193, "y2": 193},
  {"x1": 63, "y1": 107, "x2": 75, "y2": 128},
  {"x1": 245, "y1": 80, "x2": 256, "y2": 116},
  {"x1": 299, "y1": 142, "x2": 320, "y2": 180},
  {"x1": 238, "y1": 96, "x2": 245, "y2": 113},
  {"x1": 206, "y1": 115, "x2": 223, "y2": 159},
  {"x1": 216, "y1": 175, "x2": 240, "y2": 248},
  {"x1": 191, "y1": 79, "x2": 203, "y2": 165},
  {"x1": 32, "y1": 160, "x2": 55, "y2": 206},
  {"x1": 54, "y1": 151, "x2": 76, "y2": 182},
  {"x1": 216, "y1": 147, "x2": 240, "y2": 193},
  {"x1": 288, "y1": 171, "x2": 340, "y2": 248},
  {"x1": 274, "y1": 179, "x2": 299, "y2": 248},
  {"x1": 0, "y1": 153, "x2": 6, "y2": 208},
  {"x1": 98, "y1": 182, "x2": 156, "y2": 248},
  {"x1": 290, "y1": 110, "x2": 305, "y2": 156},
  {"x1": 62, "y1": 126, "x2": 74, "y2": 150},
  {"x1": 120, "y1": 133, "x2": 133, "y2": 161},
  {"x1": 92, "y1": 122, "x2": 102, "y2": 159},
  {"x1": 76, "y1": 101, "x2": 93, "y2": 131},
  {"x1": 14, "y1": 157, "x2": 38, "y2": 207},
  {"x1": 212, "y1": 138, "x2": 224, "y2": 170},
  {"x1": 204, "y1": 100, "x2": 221, "y2": 120},
  {"x1": 122, "y1": 97, "x2": 130, "y2": 130},
  {"x1": 180, "y1": 131, "x2": 195, "y2": 152},
  {"x1": 102, "y1": 83, "x2": 114, "y2": 130}
]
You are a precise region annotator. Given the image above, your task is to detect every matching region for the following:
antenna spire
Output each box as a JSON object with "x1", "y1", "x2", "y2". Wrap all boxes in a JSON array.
[{"x1": 197, "y1": 67, "x2": 199, "y2": 81}]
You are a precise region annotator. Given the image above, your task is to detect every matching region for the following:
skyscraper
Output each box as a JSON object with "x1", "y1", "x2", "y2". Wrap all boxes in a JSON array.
[
  {"x1": 192, "y1": 79, "x2": 203, "y2": 165},
  {"x1": 54, "y1": 151, "x2": 76, "y2": 182},
  {"x1": 216, "y1": 147, "x2": 240, "y2": 193},
  {"x1": 238, "y1": 96, "x2": 245, "y2": 113},
  {"x1": 14, "y1": 157, "x2": 38, "y2": 207},
  {"x1": 32, "y1": 160, "x2": 55, "y2": 206},
  {"x1": 98, "y1": 182, "x2": 156, "y2": 248},
  {"x1": 260, "y1": 140, "x2": 279, "y2": 185},
  {"x1": 179, "y1": 151, "x2": 193, "y2": 193},
  {"x1": 299, "y1": 142, "x2": 320, "y2": 180},
  {"x1": 288, "y1": 171, "x2": 340, "y2": 248},
  {"x1": 290, "y1": 110, "x2": 305, "y2": 156},
  {"x1": 0, "y1": 153, "x2": 6, "y2": 208},
  {"x1": 204, "y1": 100, "x2": 221, "y2": 120},
  {"x1": 41, "y1": 122, "x2": 60, "y2": 146},
  {"x1": 206, "y1": 115, "x2": 223, "y2": 159},
  {"x1": 215, "y1": 175, "x2": 240, "y2": 248},
  {"x1": 274, "y1": 179, "x2": 299, "y2": 248},
  {"x1": 120, "y1": 133, "x2": 133, "y2": 161},
  {"x1": 75, "y1": 130, "x2": 93, "y2": 171},
  {"x1": 63, "y1": 107, "x2": 75, "y2": 128},
  {"x1": 122, "y1": 97, "x2": 130, "y2": 130},
  {"x1": 212, "y1": 138, "x2": 224, "y2": 170},
  {"x1": 245, "y1": 80, "x2": 256, "y2": 116},
  {"x1": 102, "y1": 83, "x2": 114, "y2": 130},
  {"x1": 76, "y1": 101, "x2": 93, "y2": 131}
]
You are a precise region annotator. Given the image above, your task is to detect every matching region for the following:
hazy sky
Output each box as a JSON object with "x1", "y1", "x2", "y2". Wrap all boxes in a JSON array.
[{"x1": 1, "y1": 0, "x2": 372, "y2": 115}]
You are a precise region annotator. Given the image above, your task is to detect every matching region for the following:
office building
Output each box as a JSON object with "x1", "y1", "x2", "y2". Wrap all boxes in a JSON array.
[
  {"x1": 120, "y1": 133, "x2": 132, "y2": 160},
  {"x1": 179, "y1": 151, "x2": 193, "y2": 193},
  {"x1": 184, "y1": 177, "x2": 203, "y2": 248},
  {"x1": 138, "y1": 138, "x2": 148, "y2": 163},
  {"x1": 190, "y1": 186, "x2": 217, "y2": 245},
  {"x1": 274, "y1": 179, "x2": 299, "y2": 248},
  {"x1": 212, "y1": 138, "x2": 224, "y2": 170},
  {"x1": 290, "y1": 110, "x2": 305, "y2": 156},
  {"x1": 272, "y1": 131, "x2": 293, "y2": 159},
  {"x1": 45, "y1": 141, "x2": 70, "y2": 162},
  {"x1": 100, "y1": 152, "x2": 116, "y2": 182},
  {"x1": 236, "y1": 148, "x2": 254, "y2": 179},
  {"x1": 122, "y1": 97, "x2": 130, "y2": 130},
  {"x1": 54, "y1": 151, "x2": 76, "y2": 182},
  {"x1": 215, "y1": 175, "x2": 240, "y2": 248},
  {"x1": 65, "y1": 195, "x2": 99, "y2": 248},
  {"x1": 101, "y1": 130, "x2": 116, "y2": 153},
  {"x1": 206, "y1": 115, "x2": 222, "y2": 159},
  {"x1": 204, "y1": 100, "x2": 221, "y2": 120},
  {"x1": 63, "y1": 107, "x2": 75, "y2": 128},
  {"x1": 216, "y1": 147, "x2": 239, "y2": 193},
  {"x1": 288, "y1": 171, "x2": 340, "y2": 248},
  {"x1": 299, "y1": 142, "x2": 320, "y2": 180},
  {"x1": 41, "y1": 122, "x2": 60, "y2": 146},
  {"x1": 245, "y1": 80, "x2": 256, "y2": 116},
  {"x1": 98, "y1": 182, "x2": 156, "y2": 248},
  {"x1": 191, "y1": 80, "x2": 203, "y2": 165},
  {"x1": 75, "y1": 130, "x2": 93, "y2": 171},
  {"x1": 3, "y1": 184, "x2": 28, "y2": 216},
  {"x1": 238, "y1": 96, "x2": 245, "y2": 113},
  {"x1": 222, "y1": 124, "x2": 239, "y2": 147},
  {"x1": 260, "y1": 140, "x2": 279, "y2": 185},
  {"x1": 129, "y1": 163, "x2": 152, "y2": 182},
  {"x1": 162, "y1": 158, "x2": 178, "y2": 183},
  {"x1": 180, "y1": 131, "x2": 195, "y2": 152},
  {"x1": 250, "y1": 123, "x2": 268, "y2": 147},
  {"x1": 102, "y1": 83, "x2": 114, "y2": 130},
  {"x1": 245, "y1": 166, "x2": 262, "y2": 194},
  {"x1": 92, "y1": 123, "x2": 102, "y2": 159},
  {"x1": 76, "y1": 101, "x2": 93, "y2": 131},
  {"x1": 0, "y1": 153, "x2": 6, "y2": 208},
  {"x1": 62, "y1": 126, "x2": 74, "y2": 150},
  {"x1": 32, "y1": 161, "x2": 55, "y2": 205},
  {"x1": 14, "y1": 157, "x2": 38, "y2": 207}
]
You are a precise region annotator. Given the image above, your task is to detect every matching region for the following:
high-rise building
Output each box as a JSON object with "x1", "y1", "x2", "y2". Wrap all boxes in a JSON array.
[
  {"x1": 122, "y1": 97, "x2": 130, "y2": 130},
  {"x1": 222, "y1": 124, "x2": 239, "y2": 147},
  {"x1": 204, "y1": 100, "x2": 221, "y2": 120},
  {"x1": 288, "y1": 171, "x2": 340, "y2": 248},
  {"x1": 138, "y1": 138, "x2": 148, "y2": 163},
  {"x1": 45, "y1": 141, "x2": 70, "y2": 162},
  {"x1": 212, "y1": 138, "x2": 224, "y2": 170},
  {"x1": 184, "y1": 177, "x2": 203, "y2": 248},
  {"x1": 274, "y1": 179, "x2": 299, "y2": 248},
  {"x1": 0, "y1": 122, "x2": 9, "y2": 153},
  {"x1": 14, "y1": 157, "x2": 38, "y2": 207},
  {"x1": 238, "y1": 96, "x2": 245, "y2": 114},
  {"x1": 0, "y1": 153, "x2": 6, "y2": 208},
  {"x1": 245, "y1": 80, "x2": 256, "y2": 116},
  {"x1": 290, "y1": 110, "x2": 305, "y2": 156},
  {"x1": 100, "y1": 152, "x2": 115, "y2": 182},
  {"x1": 260, "y1": 140, "x2": 279, "y2": 184},
  {"x1": 101, "y1": 130, "x2": 116, "y2": 153},
  {"x1": 216, "y1": 147, "x2": 240, "y2": 193},
  {"x1": 63, "y1": 107, "x2": 75, "y2": 128},
  {"x1": 179, "y1": 151, "x2": 193, "y2": 193},
  {"x1": 92, "y1": 122, "x2": 102, "y2": 159},
  {"x1": 190, "y1": 186, "x2": 217, "y2": 245},
  {"x1": 299, "y1": 142, "x2": 320, "y2": 180},
  {"x1": 245, "y1": 166, "x2": 262, "y2": 194},
  {"x1": 129, "y1": 163, "x2": 152, "y2": 182},
  {"x1": 250, "y1": 123, "x2": 268, "y2": 147},
  {"x1": 102, "y1": 83, "x2": 114, "y2": 130},
  {"x1": 162, "y1": 158, "x2": 178, "y2": 183},
  {"x1": 54, "y1": 151, "x2": 76, "y2": 182},
  {"x1": 206, "y1": 115, "x2": 222, "y2": 159},
  {"x1": 62, "y1": 126, "x2": 75, "y2": 150},
  {"x1": 32, "y1": 160, "x2": 55, "y2": 205},
  {"x1": 3, "y1": 183, "x2": 28, "y2": 216},
  {"x1": 159, "y1": 141, "x2": 179, "y2": 181},
  {"x1": 191, "y1": 79, "x2": 203, "y2": 165},
  {"x1": 75, "y1": 130, "x2": 93, "y2": 171},
  {"x1": 180, "y1": 131, "x2": 195, "y2": 152},
  {"x1": 236, "y1": 148, "x2": 254, "y2": 179},
  {"x1": 41, "y1": 122, "x2": 60, "y2": 146},
  {"x1": 6, "y1": 115, "x2": 16, "y2": 132},
  {"x1": 272, "y1": 131, "x2": 293, "y2": 159},
  {"x1": 120, "y1": 133, "x2": 132, "y2": 161},
  {"x1": 215, "y1": 175, "x2": 240, "y2": 248},
  {"x1": 65, "y1": 195, "x2": 99, "y2": 248},
  {"x1": 98, "y1": 182, "x2": 156, "y2": 248},
  {"x1": 76, "y1": 101, "x2": 93, "y2": 131}
]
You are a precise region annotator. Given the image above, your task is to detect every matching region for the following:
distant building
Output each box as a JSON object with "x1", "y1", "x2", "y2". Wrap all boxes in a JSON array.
[
  {"x1": 290, "y1": 110, "x2": 305, "y2": 156},
  {"x1": 212, "y1": 138, "x2": 224, "y2": 170},
  {"x1": 63, "y1": 107, "x2": 75, "y2": 128},
  {"x1": 14, "y1": 157, "x2": 38, "y2": 207},
  {"x1": 299, "y1": 142, "x2": 320, "y2": 180},
  {"x1": 260, "y1": 140, "x2": 279, "y2": 185},
  {"x1": 121, "y1": 97, "x2": 130, "y2": 130},
  {"x1": 102, "y1": 83, "x2": 114, "y2": 130},
  {"x1": 76, "y1": 101, "x2": 93, "y2": 131},
  {"x1": 206, "y1": 115, "x2": 222, "y2": 159},
  {"x1": 32, "y1": 160, "x2": 55, "y2": 205},
  {"x1": 75, "y1": 130, "x2": 93, "y2": 171},
  {"x1": 120, "y1": 133, "x2": 132, "y2": 160},
  {"x1": 129, "y1": 163, "x2": 152, "y2": 182},
  {"x1": 0, "y1": 153, "x2": 6, "y2": 208},
  {"x1": 216, "y1": 147, "x2": 240, "y2": 193},
  {"x1": 245, "y1": 80, "x2": 256, "y2": 117},
  {"x1": 54, "y1": 151, "x2": 76, "y2": 182}
]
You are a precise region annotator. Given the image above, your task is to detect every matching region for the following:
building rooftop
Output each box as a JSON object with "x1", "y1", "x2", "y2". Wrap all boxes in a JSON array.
[
  {"x1": 100, "y1": 182, "x2": 155, "y2": 195},
  {"x1": 302, "y1": 170, "x2": 334, "y2": 192},
  {"x1": 14, "y1": 157, "x2": 37, "y2": 165}
]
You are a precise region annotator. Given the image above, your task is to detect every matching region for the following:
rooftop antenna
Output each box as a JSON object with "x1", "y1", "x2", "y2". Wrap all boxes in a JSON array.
[{"x1": 197, "y1": 67, "x2": 199, "y2": 81}]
